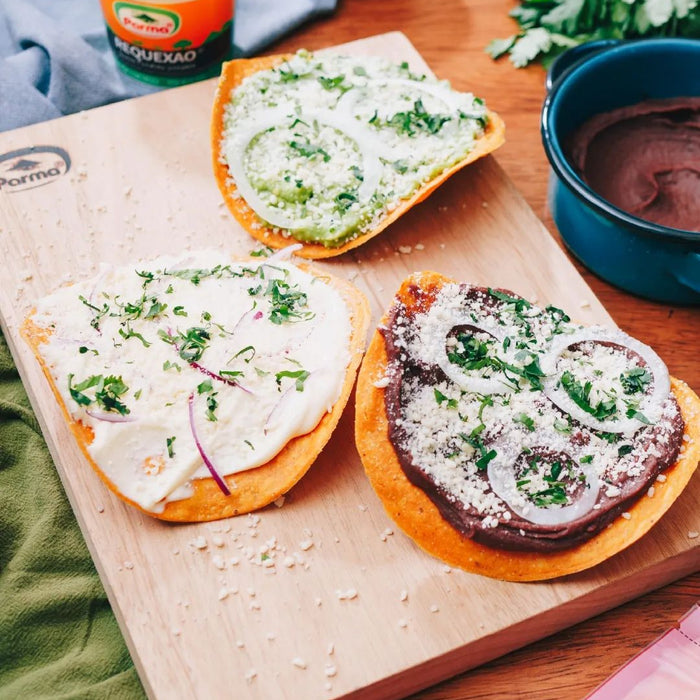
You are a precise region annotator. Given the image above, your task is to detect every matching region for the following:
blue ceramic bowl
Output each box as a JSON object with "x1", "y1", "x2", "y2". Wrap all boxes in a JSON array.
[{"x1": 541, "y1": 38, "x2": 700, "y2": 305}]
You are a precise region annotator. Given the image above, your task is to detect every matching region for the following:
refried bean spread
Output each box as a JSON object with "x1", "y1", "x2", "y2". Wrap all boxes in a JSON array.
[{"x1": 567, "y1": 97, "x2": 700, "y2": 232}]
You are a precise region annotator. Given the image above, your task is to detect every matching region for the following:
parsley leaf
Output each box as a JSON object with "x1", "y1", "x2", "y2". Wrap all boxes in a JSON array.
[
  {"x1": 434, "y1": 388, "x2": 458, "y2": 409},
  {"x1": 275, "y1": 369, "x2": 310, "y2": 391},
  {"x1": 68, "y1": 374, "x2": 131, "y2": 415},
  {"x1": 289, "y1": 139, "x2": 331, "y2": 162},
  {"x1": 620, "y1": 367, "x2": 652, "y2": 395},
  {"x1": 488, "y1": 0, "x2": 700, "y2": 68},
  {"x1": 560, "y1": 370, "x2": 618, "y2": 420}
]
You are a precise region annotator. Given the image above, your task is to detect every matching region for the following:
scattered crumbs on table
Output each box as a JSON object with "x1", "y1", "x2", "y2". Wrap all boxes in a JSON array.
[{"x1": 688, "y1": 531, "x2": 699, "y2": 539}]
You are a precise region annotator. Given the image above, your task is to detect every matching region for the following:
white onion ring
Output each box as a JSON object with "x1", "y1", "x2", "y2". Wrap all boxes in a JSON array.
[
  {"x1": 223, "y1": 108, "x2": 382, "y2": 231},
  {"x1": 487, "y1": 456, "x2": 601, "y2": 526},
  {"x1": 432, "y1": 317, "x2": 514, "y2": 394},
  {"x1": 259, "y1": 243, "x2": 302, "y2": 266},
  {"x1": 541, "y1": 327, "x2": 670, "y2": 435}
]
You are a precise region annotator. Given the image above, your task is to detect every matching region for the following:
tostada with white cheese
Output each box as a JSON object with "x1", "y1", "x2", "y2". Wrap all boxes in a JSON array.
[
  {"x1": 22, "y1": 247, "x2": 369, "y2": 521},
  {"x1": 211, "y1": 51, "x2": 505, "y2": 258},
  {"x1": 355, "y1": 272, "x2": 700, "y2": 581}
]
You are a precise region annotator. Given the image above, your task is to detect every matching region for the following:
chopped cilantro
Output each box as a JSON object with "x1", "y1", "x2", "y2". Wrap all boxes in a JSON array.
[
  {"x1": 118, "y1": 325, "x2": 151, "y2": 348},
  {"x1": 383, "y1": 98, "x2": 451, "y2": 136},
  {"x1": 197, "y1": 379, "x2": 213, "y2": 394},
  {"x1": 205, "y1": 393, "x2": 218, "y2": 422},
  {"x1": 160, "y1": 326, "x2": 211, "y2": 363},
  {"x1": 68, "y1": 374, "x2": 130, "y2": 415},
  {"x1": 275, "y1": 369, "x2": 310, "y2": 392},
  {"x1": 317, "y1": 74, "x2": 347, "y2": 91},
  {"x1": 487, "y1": 287, "x2": 531, "y2": 313},
  {"x1": 219, "y1": 369, "x2": 244, "y2": 379},
  {"x1": 166, "y1": 436, "x2": 176, "y2": 458},
  {"x1": 289, "y1": 139, "x2": 331, "y2": 162},
  {"x1": 460, "y1": 428, "x2": 496, "y2": 471},
  {"x1": 620, "y1": 367, "x2": 652, "y2": 395},
  {"x1": 334, "y1": 191, "x2": 358, "y2": 212},
  {"x1": 78, "y1": 295, "x2": 110, "y2": 331},
  {"x1": 233, "y1": 345, "x2": 256, "y2": 363},
  {"x1": 434, "y1": 388, "x2": 458, "y2": 409},
  {"x1": 560, "y1": 371, "x2": 617, "y2": 421},
  {"x1": 277, "y1": 65, "x2": 301, "y2": 82},
  {"x1": 264, "y1": 278, "x2": 313, "y2": 325},
  {"x1": 553, "y1": 417, "x2": 571, "y2": 434},
  {"x1": 513, "y1": 412, "x2": 535, "y2": 431}
]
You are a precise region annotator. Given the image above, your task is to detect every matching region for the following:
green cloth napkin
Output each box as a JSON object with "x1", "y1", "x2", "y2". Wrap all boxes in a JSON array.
[{"x1": 0, "y1": 332, "x2": 144, "y2": 700}]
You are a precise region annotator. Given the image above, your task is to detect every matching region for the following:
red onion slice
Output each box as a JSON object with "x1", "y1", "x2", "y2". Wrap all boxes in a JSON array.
[
  {"x1": 187, "y1": 392, "x2": 231, "y2": 496},
  {"x1": 189, "y1": 361, "x2": 252, "y2": 395},
  {"x1": 541, "y1": 327, "x2": 670, "y2": 435}
]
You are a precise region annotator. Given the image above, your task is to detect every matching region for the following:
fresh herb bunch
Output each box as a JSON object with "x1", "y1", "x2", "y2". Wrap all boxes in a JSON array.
[{"x1": 487, "y1": 0, "x2": 700, "y2": 67}]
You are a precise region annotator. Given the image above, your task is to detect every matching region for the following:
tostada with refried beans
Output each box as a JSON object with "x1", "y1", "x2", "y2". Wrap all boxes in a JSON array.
[{"x1": 355, "y1": 272, "x2": 700, "y2": 581}]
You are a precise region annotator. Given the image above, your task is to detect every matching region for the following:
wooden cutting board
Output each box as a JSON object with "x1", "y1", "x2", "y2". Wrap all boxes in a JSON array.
[{"x1": 0, "y1": 32, "x2": 697, "y2": 700}]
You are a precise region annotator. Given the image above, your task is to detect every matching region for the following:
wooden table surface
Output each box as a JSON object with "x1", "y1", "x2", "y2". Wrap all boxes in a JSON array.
[{"x1": 270, "y1": 1, "x2": 700, "y2": 698}]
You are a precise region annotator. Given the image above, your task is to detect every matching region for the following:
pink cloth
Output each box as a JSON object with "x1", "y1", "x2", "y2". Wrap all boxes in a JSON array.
[{"x1": 587, "y1": 604, "x2": 700, "y2": 699}]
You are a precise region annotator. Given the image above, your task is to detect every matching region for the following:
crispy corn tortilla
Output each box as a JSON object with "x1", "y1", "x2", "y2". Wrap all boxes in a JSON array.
[
  {"x1": 23, "y1": 264, "x2": 370, "y2": 522},
  {"x1": 211, "y1": 54, "x2": 506, "y2": 259},
  {"x1": 354, "y1": 272, "x2": 700, "y2": 581}
]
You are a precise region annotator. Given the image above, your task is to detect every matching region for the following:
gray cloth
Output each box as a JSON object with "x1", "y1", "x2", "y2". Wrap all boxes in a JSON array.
[{"x1": 0, "y1": 0, "x2": 337, "y2": 132}]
